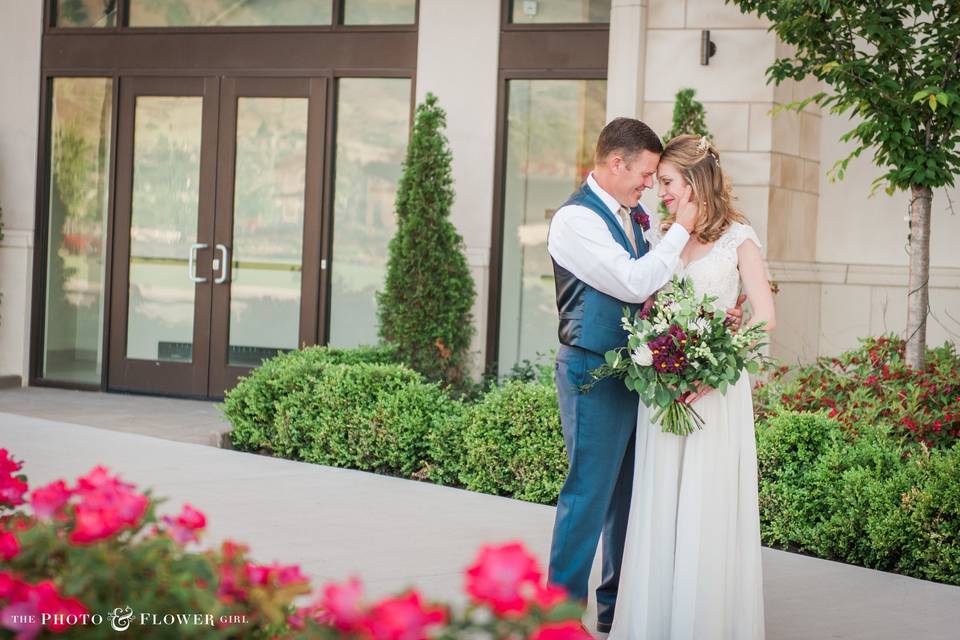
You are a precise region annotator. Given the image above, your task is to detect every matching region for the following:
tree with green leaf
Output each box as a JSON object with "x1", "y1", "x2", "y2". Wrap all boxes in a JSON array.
[
  {"x1": 728, "y1": 0, "x2": 960, "y2": 369},
  {"x1": 377, "y1": 93, "x2": 476, "y2": 386},
  {"x1": 665, "y1": 87, "x2": 712, "y2": 142}
]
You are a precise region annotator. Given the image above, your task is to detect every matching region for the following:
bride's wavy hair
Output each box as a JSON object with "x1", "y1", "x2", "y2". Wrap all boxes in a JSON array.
[{"x1": 659, "y1": 134, "x2": 746, "y2": 243}]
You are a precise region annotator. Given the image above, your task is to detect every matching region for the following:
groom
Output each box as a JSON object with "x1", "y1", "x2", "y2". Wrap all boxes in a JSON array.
[{"x1": 545, "y1": 118, "x2": 697, "y2": 632}]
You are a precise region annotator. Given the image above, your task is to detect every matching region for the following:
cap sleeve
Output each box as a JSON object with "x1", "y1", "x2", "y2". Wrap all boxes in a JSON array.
[{"x1": 723, "y1": 222, "x2": 761, "y2": 252}]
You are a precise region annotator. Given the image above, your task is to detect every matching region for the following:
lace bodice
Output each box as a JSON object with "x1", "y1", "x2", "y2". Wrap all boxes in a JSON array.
[{"x1": 651, "y1": 222, "x2": 762, "y2": 311}]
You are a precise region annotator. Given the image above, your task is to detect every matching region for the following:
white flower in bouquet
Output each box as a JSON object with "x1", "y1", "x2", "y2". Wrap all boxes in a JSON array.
[
  {"x1": 631, "y1": 344, "x2": 653, "y2": 367},
  {"x1": 689, "y1": 317, "x2": 711, "y2": 335}
]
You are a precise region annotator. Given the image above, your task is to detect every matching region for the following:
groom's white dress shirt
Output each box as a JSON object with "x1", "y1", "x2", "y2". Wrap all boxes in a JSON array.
[{"x1": 547, "y1": 174, "x2": 689, "y2": 304}]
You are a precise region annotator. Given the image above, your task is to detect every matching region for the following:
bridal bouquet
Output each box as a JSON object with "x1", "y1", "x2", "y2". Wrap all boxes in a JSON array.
[{"x1": 582, "y1": 277, "x2": 768, "y2": 436}]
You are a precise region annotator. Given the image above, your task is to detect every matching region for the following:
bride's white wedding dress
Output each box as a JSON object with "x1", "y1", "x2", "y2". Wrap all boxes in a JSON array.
[{"x1": 609, "y1": 222, "x2": 765, "y2": 640}]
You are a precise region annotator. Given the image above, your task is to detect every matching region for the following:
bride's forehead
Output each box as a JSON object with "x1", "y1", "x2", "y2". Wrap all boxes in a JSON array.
[{"x1": 656, "y1": 161, "x2": 683, "y2": 179}]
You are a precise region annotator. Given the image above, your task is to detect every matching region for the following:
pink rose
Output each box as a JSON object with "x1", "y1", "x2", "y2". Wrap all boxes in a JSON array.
[
  {"x1": 0, "y1": 531, "x2": 19, "y2": 561},
  {"x1": 530, "y1": 621, "x2": 593, "y2": 640},
  {"x1": 29, "y1": 481, "x2": 71, "y2": 521},
  {"x1": 465, "y1": 542, "x2": 542, "y2": 615},
  {"x1": 363, "y1": 591, "x2": 446, "y2": 640},
  {"x1": 317, "y1": 577, "x2": 366, "y2": 632}
]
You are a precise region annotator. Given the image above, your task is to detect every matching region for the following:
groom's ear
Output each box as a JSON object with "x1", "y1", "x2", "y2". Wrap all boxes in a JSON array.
[{"x1": 608, "y1": 152, "x2": 625, "y2": 174}]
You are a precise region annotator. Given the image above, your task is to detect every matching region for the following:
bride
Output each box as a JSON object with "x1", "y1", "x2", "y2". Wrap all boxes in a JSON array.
[{"x1": 608, "y1": 135, "x2": 775, "y2": 640}]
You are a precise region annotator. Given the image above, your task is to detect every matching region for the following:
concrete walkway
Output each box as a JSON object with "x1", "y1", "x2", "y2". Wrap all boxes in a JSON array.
[{"x1": 1, "y1": 393, "x2": 959, "y2": 639}]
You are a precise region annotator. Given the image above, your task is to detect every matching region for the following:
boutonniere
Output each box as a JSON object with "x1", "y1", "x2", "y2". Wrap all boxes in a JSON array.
[{"x1": 632, "y1": 208, "x2": 650, "y2": 232}]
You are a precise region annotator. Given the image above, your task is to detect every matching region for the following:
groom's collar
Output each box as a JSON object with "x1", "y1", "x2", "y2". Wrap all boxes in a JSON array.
[{"x1": 587, "y1": 173, "x2": 621, "y2": 216}]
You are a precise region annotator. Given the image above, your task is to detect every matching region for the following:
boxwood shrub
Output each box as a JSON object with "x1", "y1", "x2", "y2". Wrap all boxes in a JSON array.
[
  {"x1": 757, "y1": 410, "x2": 960, "y2": 586},
  {"x1": 223, "y1": 344, "x2": 399, "y2": 452},
  {"x1": 271, "y1": 363, "x2": 458, "y2": 476},
  {"x1": 457, "y1": 381, "x2": 567, "y2": 504}
]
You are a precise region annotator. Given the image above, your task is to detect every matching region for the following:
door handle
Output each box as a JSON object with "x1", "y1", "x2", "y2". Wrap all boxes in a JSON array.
[
  {"x1": 214, "y1": 244, "x2": 229, "y2": 284},
  {"x1": 188, "y1": 243, "x2": 208, "y2": 283}
]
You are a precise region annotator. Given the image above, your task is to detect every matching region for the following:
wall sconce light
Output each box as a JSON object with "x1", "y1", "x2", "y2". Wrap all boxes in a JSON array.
[{"x1": 701, "y1": 30, "x2": 717, "y2": 65}]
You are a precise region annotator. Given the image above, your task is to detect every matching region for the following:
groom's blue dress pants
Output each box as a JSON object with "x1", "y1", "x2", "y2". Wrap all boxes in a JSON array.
[{"x1": 549, "y1": 344, "x2": 638, "y2": 626}]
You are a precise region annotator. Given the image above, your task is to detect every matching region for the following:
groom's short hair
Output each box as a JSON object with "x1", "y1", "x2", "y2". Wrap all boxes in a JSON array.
[{"x1": 595, "y1": 118, "x2": 663, "y2": 164}]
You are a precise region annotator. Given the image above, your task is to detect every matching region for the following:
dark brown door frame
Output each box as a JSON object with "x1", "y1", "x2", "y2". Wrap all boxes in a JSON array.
[
  {"x1": 485, "y1": 0, "x2": 609, "y2": 374},
  {"x1": 31, "y1": 1, "x2": 418, "y2": 397}
]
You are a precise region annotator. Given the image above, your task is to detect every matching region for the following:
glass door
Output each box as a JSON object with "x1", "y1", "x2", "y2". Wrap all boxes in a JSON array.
[
  {"x1": 108, "y1": 77, "x2": 220, "y2": 396},
  {"x1": 207, "y1": 77, "x2": 325, "y2": 397},
  {"x1": 108, "y1": 76, "x2": 325, "y2": 397}
]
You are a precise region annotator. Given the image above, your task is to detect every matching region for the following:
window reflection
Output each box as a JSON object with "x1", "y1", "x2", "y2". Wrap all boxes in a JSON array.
[
  {"x1": 125, "y1": 97, "x2": 203, "y2": 362},
  {"x1": 228, "y1": 97, "x2": 309, "y2": 366},
  {"x1": 328, "y1": 78, "x2": 411, "y2": 348},
  {"x1": 128, "y1": 0, "x2": 332, "y2": 27},
  {"x1": 343, "y1": 0, "x2": 416, "y2": 25},
  {"x1": 56, "y1": 0, "x2": 118, "y2": 27},
  {"x1": 43, "y1": 78, "x2": 113, "y2": 383},
  {"x1": 510, "y1": 0, "x2": 610, "y2": 24},
  {"x1": 497, "y1": 79, "x2": 606, "y2": 375}
]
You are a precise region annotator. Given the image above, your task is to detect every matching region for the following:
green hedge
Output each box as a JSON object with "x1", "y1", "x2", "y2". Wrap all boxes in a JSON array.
[
  {"x1": 223, "y1": 344, "x2": 960, "y2": 586},
  {"x1": 223, "y1": 344, "x2": 399, "y2": 452},
  {"x1": 457, "y1": 381, "x2": 566, "y2": 504},
  {"x1": 272, "y1": 363, "x2": 456, "y2": 476},
  {"x1": 758, "y1": 411, "x2": 960, "y2": 585}
]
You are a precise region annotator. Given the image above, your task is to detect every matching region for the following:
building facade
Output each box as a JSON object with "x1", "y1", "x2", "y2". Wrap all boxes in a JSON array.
[{"x1": 0, "y1": 0, "x2": 958, "y2": 399}]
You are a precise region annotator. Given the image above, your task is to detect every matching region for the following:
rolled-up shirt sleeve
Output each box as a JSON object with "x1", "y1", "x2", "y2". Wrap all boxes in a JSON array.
[{"x1": 547, "y1": 205, "x2": 689, "y2": 303}]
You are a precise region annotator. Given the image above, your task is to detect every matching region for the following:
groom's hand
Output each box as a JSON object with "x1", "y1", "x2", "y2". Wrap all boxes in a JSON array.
[
  {"x1": 724, "y1": 294, "x2": 747, "y2": 334},
  {"x1": 676, "y1": 185, "x2": 698, "y2": 233}
]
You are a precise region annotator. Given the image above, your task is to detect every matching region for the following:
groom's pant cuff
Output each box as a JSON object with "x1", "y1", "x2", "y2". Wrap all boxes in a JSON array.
[{"x1": 596, "y1": 621, "x2": 612, "y2": 633}]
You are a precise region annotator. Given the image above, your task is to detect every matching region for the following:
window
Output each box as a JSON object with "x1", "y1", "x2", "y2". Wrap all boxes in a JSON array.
[
  {"x1": 496, "y1": 79, "x2": 606, "y2": 374},
  {"x1": 126, "y1": 0, "x2": 331, "y2": 27},
  {"x1": 42, "y1": 78, "x2": 113, "y2": 383},
  {"x1": 55, "y1": 0, "x2": 118, "y2": 27},
  {"x1": 510, "y1": 0, "x2": 610, "y2": 24},
  {"x1": 490, "y1": 0, "x2": 610, "y2": 375},
  {"x1": 344, "y1": 0, "x2": 416, "y2": 25},
  {"x1": 327, "y1": 78, "x2": 412, "y2": 348}
]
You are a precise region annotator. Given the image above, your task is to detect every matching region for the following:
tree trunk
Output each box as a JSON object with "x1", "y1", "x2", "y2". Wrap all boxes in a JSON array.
[{"x1": 905, "y1": 184, "x2": 932, "y2": 370}]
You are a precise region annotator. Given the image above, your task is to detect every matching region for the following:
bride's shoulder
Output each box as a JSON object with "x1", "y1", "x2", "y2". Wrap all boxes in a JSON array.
[{"x1": 720, "y1": 221, "x2": 762, "y2": 251}]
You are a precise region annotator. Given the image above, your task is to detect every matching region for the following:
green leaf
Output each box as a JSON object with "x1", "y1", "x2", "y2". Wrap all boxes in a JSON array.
[
  {"x1": 928, "y1": 95, "x2": 938, "y2": 112},
  {"x1": 655, "y1": 385, "x2": 671, "y2": 407},
  {"x1": 912, "y1": 89, "x2": 931, "y2": 103},
  {"x1": 821, "y1": 61, "x2": 840, "y2": 74}
]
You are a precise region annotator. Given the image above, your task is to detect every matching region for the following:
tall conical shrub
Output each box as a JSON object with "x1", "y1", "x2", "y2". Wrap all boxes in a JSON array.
[
  {"x1": 660, "y1": 88, "x2": 713, "y2": 219},
  {"x1": 377, "y1": 93, "x2": 476, "y2": 386},
  {"x1": 665, "y1": 88, "x2": 711, "y2": 141}
]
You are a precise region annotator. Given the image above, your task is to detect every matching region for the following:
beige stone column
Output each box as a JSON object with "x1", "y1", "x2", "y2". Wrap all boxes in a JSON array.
[
  {"x1": 606, "y1": 0, "x2": 649, "y2": 122},
  {"x1": 415, "y1": 0, "x2": 501, "y2": 373},
  {"x1": 0, "y1": 1, "x2": 42, "y2": 383}
]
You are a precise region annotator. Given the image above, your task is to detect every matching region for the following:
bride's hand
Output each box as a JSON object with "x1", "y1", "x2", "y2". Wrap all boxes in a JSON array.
[
  {"x1": 724, "y1": 294, "x2": 747, "y2": 334},
  {"x1": 684, "y1": 382, "x2": 713, "y2": 404}
]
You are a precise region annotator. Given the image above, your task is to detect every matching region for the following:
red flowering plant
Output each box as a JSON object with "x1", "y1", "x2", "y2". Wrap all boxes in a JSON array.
[
  {"x1": 0, "y1": 456, "x2": 309, "y2": 638},
  {"x1": 753, "y1": 336, "x2": 960, "y2": 449},
  {"x1": 284, "y1": 542, "x2": 588, "y2": 640},
  {"x1": 0, "y1": 452, "x2": 588, "y2": 639}
]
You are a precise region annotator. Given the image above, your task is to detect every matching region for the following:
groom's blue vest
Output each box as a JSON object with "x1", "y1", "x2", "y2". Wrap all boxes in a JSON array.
[{"x1": 551, "y1": 183, "x2": 648, "y2": 356}]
